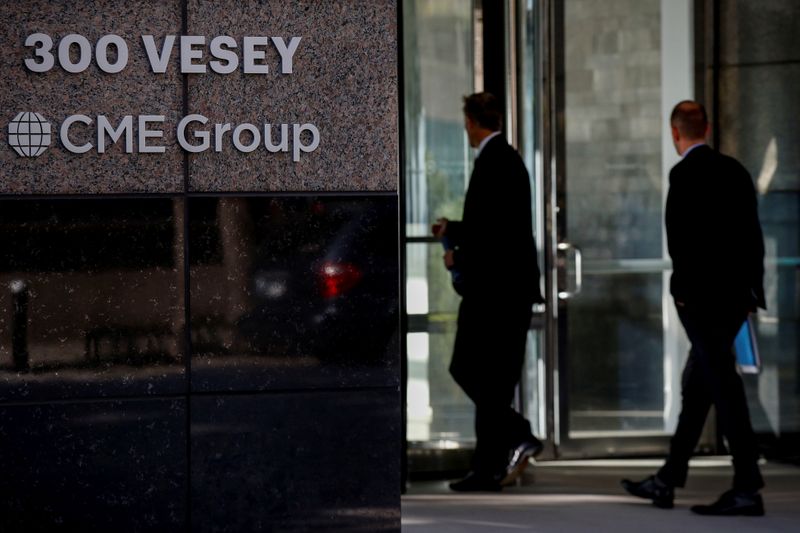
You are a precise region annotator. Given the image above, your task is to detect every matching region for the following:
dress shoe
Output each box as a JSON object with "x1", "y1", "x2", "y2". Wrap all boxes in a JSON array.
[
  {"x1": 449, "y1": 471, "x2": 502, "y2": 492},
  {"x1": 621, "y1": 475, "x2": 674, "y2": 509},
  {"x1": 501, "y1": 438, "x2": 544, "y2": 486},
  {"x1": 691, "y1": 489, "x2": 764, "y2": 516}
]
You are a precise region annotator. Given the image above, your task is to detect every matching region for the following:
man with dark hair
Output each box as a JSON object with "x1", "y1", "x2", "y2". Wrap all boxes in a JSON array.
[
  {"x1": 622, "y1": 100, "x2": 766, "y2": 516},
  {"x1": 461, "y1": 92, "x2": 504, "y2": 132},
  {"x1": 434, "y1": 92, "x2": 545, "y2": 492}
]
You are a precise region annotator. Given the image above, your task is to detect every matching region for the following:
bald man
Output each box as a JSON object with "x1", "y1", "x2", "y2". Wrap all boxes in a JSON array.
[{"x1": 622, "y1": 101, "x2": 766, "y2": 516}]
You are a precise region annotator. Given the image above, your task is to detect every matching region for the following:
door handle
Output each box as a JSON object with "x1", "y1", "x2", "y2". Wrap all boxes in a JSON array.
[{"x1": 557, "y1": 242, "x2": 583, "y2": 300}]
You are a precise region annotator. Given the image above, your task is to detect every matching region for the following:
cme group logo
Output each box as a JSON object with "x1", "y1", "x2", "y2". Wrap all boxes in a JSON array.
[
  {"x1": 8, "y1": 112, "x2": 51, "y2": 157},
  {"x1": 5, "y1": 111, "x2": 320, "y2": 159}
]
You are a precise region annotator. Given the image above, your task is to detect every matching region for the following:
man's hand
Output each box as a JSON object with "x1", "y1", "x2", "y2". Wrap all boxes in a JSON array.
[
  {"x1": 432, "y1": 217, "x2": 448, "y2": 239},
  {"x1": 443, "y1": 250, "x2": 454, "y2": 269}
]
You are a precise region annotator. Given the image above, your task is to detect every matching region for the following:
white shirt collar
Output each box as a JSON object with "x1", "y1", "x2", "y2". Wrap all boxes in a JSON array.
[
  {"x1": 476, "y1": 131, "x2": 502, "y2": 157},
  {"x1": 682, "y1": 142, "x2": 706, "y2": 158}
]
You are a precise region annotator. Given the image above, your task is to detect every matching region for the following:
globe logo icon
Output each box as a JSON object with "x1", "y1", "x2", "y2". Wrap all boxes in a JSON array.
[{"x1": 8, "y1": 112, "x2": 51, "y2": 157}]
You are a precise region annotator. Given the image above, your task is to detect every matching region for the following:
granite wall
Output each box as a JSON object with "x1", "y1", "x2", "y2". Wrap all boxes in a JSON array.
[{"x1": 0, "y1": 1, "x2": 400, "y2": 531}]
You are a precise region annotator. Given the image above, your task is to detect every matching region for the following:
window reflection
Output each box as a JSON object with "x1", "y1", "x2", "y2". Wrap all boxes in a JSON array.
[
  {"x1": 0, "y1": 199, "x2": 185, "y2": 399},
  {"x1": 188, "y1": 197, "x2": 398, "y2": 378}
]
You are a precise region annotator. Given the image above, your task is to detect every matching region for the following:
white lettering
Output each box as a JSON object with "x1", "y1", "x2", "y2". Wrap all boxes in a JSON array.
[
  {"x1": 61, "y1": 115, "x2": 93, "y2": 153},
  {"x1": 24, "y1": 33, "x2": 55, "y2": 72},
  {"x1": 264, "y1": 124, "x2": 289, "y2": 152},
  {"x1": 214, "y1": 123, "x2": 232, "y2": 152},
  {"x1": 177, "y1": 114, "x2": 210, "y2": 153},
  {"x1": 51, "y1": 115, "x2": 320, "y2": 156},
  {"x1": 243, "y1": 36, "x2": 269, "y2": 74},
  {"x1": 271, "y1": 37, "x2": 301, "y2": 74},
  {"x1": 142, "y1": 35, "x2": 175, "y2": 73},
  {"x1": 96, "y1": 34, "x2": 129, "y2": 74},
  {"x1": 233, "y1": 123, "x2": 261, "y2": 152},
  {"x1": 23, "y1": 34, "x2": 302, "y2": 76},
  {"x1": 139, "y1": 115, "x2": 166, "y2": 153},
  {"x1": 58, "y1": 34, "x2": 92, "y2": 73},
  {"x1": 97, "y1": 115, "x2": 133, "y2": 153},
  {"x1": 209, "y1": 36, "x2": 238, "y2": 74},
  {"x1": 181, "y1": 36, "x2": 206, "y2": 74},
  {"x1": 293, "y1": 123, "x2": 320, "y2": 161}
]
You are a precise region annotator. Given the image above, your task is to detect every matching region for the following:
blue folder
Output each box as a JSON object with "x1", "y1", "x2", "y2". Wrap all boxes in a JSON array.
[{"x1": 734, "y1": 317, "x2": 760, "y2": 374}]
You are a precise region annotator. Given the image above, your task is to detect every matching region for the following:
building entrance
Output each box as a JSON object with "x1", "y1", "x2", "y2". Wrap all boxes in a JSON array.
[
  {"x1": 403, "y1": 0, "x2": 799, "y2": 476},
  {"x1": 402, "y1": 0, "x2": 696, "y2": 474}
]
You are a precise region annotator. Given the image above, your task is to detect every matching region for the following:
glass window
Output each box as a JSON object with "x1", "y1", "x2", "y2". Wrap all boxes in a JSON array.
[{"x1": 403, "y1": 0, "x2": 475, "y2": 445}]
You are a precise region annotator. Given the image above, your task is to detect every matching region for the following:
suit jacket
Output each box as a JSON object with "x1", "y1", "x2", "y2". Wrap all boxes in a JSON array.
[
  {"x1": 665, "y1": 145, "x2": 766, "y2": 309},
  {"x1": 446, "y1": 135, "x2": 544, "y2": 305}
]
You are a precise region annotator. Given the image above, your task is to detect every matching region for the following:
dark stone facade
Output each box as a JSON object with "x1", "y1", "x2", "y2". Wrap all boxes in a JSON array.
[{"x1": 0, "y1": 1, "x2": 400, "y2": 531}]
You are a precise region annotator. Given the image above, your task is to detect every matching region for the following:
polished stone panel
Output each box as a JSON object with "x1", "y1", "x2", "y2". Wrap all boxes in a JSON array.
[
  {"x1": 720, "y1": 0, "x2": 800, "y2": 65},
  {"x1": 0, "y1": 398, "x2": 186, "y2": 532},
  {"x1": 191, "y1": 390, "x2": 400, "y2": 532},
  {"x1": 0, "y1": 0, "x2": 184, "y2": 193},
  {"x1": 189, "y1": 196, "x2": 399, "y2": 391},
  {"x1": 186, "y1": 0, "x2": 398, "y2": 191},
  {"x1": 0, "y1": 198, "x2": 185, "y2": 402}
]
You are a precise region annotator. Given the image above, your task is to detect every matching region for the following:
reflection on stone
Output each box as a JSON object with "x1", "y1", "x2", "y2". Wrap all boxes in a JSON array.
[
  {"x1": 0, "y1": 194, "x2": 400, "y2": 423},
  {"x1": 0, "y1": 198, "x2": 185, "y2": 401},
  {"x1": 189, "y1": 196, "x2": 399, "y2": 391}
]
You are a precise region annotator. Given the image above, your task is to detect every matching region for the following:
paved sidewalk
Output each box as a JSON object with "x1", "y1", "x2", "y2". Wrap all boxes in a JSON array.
[{"x1": 402, "y1": 459, "x2": 799, "y2": 532}]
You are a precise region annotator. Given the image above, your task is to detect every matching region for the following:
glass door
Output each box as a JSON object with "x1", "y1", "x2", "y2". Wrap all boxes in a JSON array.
[
  {"x1": 548, "y1": 0, "x2": 699, "y2": 457},
  {"x1": 403, "y1": 0, "x2": 551, "y2": 471},
  {"x1": 403, "y1": 0, "x2": 477, "y2": 467}
]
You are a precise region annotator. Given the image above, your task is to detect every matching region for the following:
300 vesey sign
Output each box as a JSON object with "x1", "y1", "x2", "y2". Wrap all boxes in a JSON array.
[
  {"x1": 11, "y1": 33, "x2": 319, "y2": 159},
  {"x1": 24, "y1": 33, "x2": 301, "y2": 75}
]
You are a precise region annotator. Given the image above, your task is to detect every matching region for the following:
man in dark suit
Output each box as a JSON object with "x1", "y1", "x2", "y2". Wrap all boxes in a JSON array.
[
  {"x1": 622, "y1": 101, "x2": 766, "y2": 516},
  {"x1": 435, "y1": 92, "x2": 545, "y2": 492}
]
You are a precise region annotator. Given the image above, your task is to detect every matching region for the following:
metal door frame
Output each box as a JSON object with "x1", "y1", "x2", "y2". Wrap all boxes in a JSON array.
[{"x1": 536, "y1": 0, "x2": 704, "y2": 459}]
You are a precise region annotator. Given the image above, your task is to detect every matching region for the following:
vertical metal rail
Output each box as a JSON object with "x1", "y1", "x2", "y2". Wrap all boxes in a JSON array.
[
  {"x1": 506, "y1": 0, "x2": 519, "y2": 148},
  {"x1": 398, "y1": 0, "x2": 408, "y2": 494},
  {"x1": 541, "y1": 0, "x2": 565, "y2": 453},
  {"x1": 11, "y1": 280, "x2": 30, "y2": 371}
]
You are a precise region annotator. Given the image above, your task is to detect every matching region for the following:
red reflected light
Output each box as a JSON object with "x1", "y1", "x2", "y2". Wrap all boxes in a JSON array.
[{"x1": 318, "y1": 261, "x2": 363, "y2": 298}]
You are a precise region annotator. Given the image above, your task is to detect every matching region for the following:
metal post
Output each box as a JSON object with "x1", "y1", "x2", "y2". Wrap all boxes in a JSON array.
[{"x1": 10, "y1": 280, "x2": 30, "y2": 371}]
